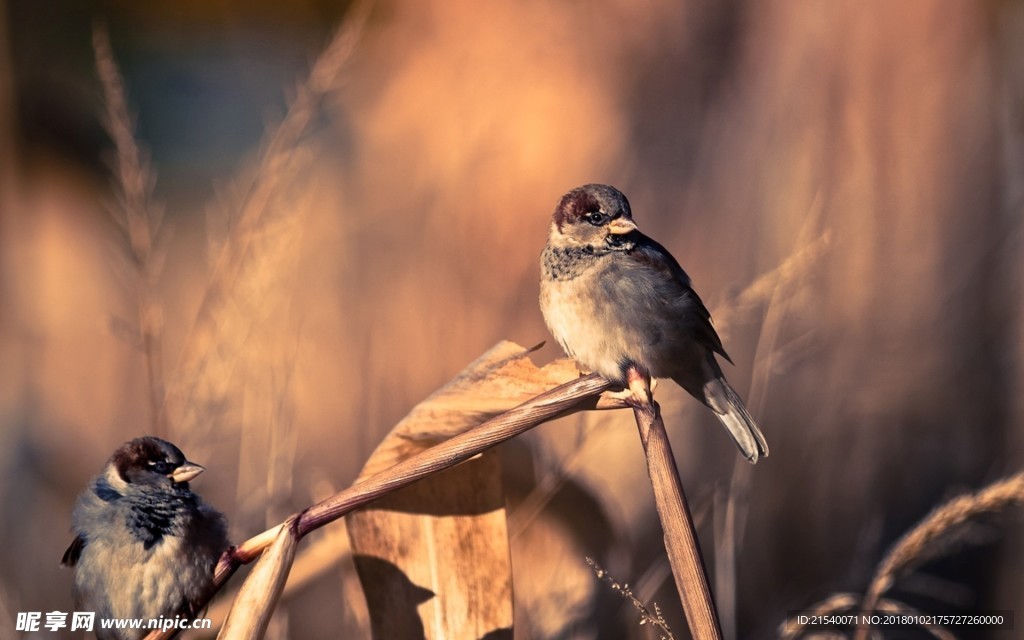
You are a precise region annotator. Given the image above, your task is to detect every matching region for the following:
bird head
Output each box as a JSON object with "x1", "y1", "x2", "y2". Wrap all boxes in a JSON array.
[
  {"x1": 106, "y1": 436, "x2": 206, "y2": 493},
  {"x1": 549, "y1": 183, "x2": 638, "y2": 247}
]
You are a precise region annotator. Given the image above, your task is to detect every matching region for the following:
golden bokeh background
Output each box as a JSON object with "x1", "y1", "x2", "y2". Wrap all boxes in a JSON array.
[{"x1": 1, "y1": 0, "x2": 1022, "y2": 638}]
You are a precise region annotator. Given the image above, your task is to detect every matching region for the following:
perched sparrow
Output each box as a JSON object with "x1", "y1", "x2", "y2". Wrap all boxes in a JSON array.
[
  {"x1": 62, "y1": 436, "x2": 229, "y2": 638},
  {"x1": 540, "y1": 184, "x2": 769, "y2": 462}
]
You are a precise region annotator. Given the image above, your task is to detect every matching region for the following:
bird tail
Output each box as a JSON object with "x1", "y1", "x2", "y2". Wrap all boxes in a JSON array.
[{"x1": 700, "y1": 376, "x2": 769, "y2": 464}]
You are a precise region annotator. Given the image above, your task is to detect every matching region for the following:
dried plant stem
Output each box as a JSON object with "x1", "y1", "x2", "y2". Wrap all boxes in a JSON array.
[
  {"x1": 586, "y1": 557, "x2": 674, "y2": 639},
  {"x1": 140, "y1": 231, "x2": 832, "y2": 638},
  {"x1": 717, "y1": 211, "x2": 827, "y2": 639},
  {"x1": 854, "y1": 470, "x2": 1024, "y2": 640},
  {"x1": 296, "y1": 373, "x2": 611, "y2": 536},
  {"x1": 205, "y1": 523, "x2": 354, "y2": 632},
  {"x1": 218, "y1": 516, "x2": 299, "y2": 640},
  {"x1": 631, "y1": 398, "x2": 722, "y2": 640},
  {"x1": 781, "y1": 471, "x2": 1024, "y2": 640},
  {"x1": 145, "y1": 372, "x2": 613, "y2": 640},
  {"x1": 162, "y1": 0, "x2": 372, "y2": 437},
  {"x1": 93, "y1": 26, "x2": 166, "y2": 433},
  {"x1": 712, "y1": 231, "x2": 829, "y2": 337}
]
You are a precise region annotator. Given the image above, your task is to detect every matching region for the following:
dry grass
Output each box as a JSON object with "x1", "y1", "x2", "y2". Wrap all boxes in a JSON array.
[
  {"x1": 139, "y1": 224, "x2": 827, "y2": 638},
  {"x1": 780, "y1": 471, "x2": 1024, "y2": 640},
  {"x1": 144, "y1": 361, "x2": 617, "y2": 639},
  {"x1": 586, "y1": 557, "x2": 675, "y2": 640},
  {"x1": 161, "y1": 0, "x2": 373, "y2": 449},
  {"x1": 3, "y1": 1, "x2": 1023, "y2": 639},
  {"x1": 141, "y1": 334, "x2": 763, "y2": 638},
  {"x1": 93, "y1": 25, "x2": 167, "y2": 433},
  {"x1": 864, "y1": 471, "x2": 1024, "y2": 610},
  {"x1": 851, "y1": 471, "x2": 1024, "y2": 639}
]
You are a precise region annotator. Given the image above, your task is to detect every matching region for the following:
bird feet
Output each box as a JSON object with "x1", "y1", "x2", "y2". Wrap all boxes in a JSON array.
[{"x1": 607, "y1": 369, "x2": 656, "y2": 407}]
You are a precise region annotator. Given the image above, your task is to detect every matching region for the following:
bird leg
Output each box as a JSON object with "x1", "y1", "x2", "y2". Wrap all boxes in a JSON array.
[
  {"x1": 627, "y1": 367, "x2": 654, "y2": 407},
  {"x1": 606, "y1": 366, "x2": 656, "y2": 407}
]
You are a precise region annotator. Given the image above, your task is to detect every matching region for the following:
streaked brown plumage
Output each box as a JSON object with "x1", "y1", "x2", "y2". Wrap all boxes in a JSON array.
[
  {"x1": 62, "y1": 437, "x2": 228, "y2": 639},
  {"x1": 540, "y1": 184, "x2": 768, "y2": 462}
]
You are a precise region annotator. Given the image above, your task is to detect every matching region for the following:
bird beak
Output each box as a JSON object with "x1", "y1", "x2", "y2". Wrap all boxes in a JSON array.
[
  {"x1": 170, "y1": 462, "x2": 205, "y2": 484},
  {"x1": 606, "y1": 218, "x2": 638, "y2": 235}
]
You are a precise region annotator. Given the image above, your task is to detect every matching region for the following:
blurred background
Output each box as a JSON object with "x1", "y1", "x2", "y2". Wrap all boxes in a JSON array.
[{"x1": 1, "y1": 0, "x2": 1023, "y2": 638}]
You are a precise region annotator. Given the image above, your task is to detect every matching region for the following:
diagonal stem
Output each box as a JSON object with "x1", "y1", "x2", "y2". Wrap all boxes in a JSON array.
[{"x1": 146, "y1": 372, "x2": 613, "y2": 640}]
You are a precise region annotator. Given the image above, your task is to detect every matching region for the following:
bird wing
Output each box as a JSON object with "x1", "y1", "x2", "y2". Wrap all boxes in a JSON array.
[
  {"x1": 61, "y1": 535, "x2": 86, "y2": 567},
  {"x1": 628, "y1": 233, "x2": 733, "y2": 363}
]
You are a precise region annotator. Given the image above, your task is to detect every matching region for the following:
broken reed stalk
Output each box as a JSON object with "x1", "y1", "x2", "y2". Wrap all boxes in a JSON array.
[
  {"x1": 145, "y1": 372, "x2": 614, "y2": 640},
  {"x1": 218, "y1": 516, "x2": 300, "y2": 640},
  {"x1": 630, "y1": 398, "x2": 723, "y2": 640}
]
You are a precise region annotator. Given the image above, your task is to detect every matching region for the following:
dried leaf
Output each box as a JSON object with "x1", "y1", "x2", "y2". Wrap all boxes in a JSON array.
[{"x1": 347, "y1": 341, "x2": 602, "y2": 639}]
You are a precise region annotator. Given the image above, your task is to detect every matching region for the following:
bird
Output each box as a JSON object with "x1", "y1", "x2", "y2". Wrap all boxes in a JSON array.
[
  {"x1": 539, "y1": 184, "x2": 769, "y2": 463},
  {"x1": 61, "y1": 436, "x2": 229, "y2": 639}
]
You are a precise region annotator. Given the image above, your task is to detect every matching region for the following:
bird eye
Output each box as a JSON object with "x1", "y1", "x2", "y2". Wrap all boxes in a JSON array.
[
  {"x1": 585, "y1": 212, "x2": 605, "y2": 225},
  {"x1": 149, "y1": 461, "x2": 173, "y2": 475}
]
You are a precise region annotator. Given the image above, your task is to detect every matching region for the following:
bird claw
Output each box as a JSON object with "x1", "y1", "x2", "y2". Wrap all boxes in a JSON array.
[
  {"x1": 606, "y1": 387, "x2": 638, "y2": 403},
  {"x1": 610, "y1": 368, "x2": 654, "y2": 407}
]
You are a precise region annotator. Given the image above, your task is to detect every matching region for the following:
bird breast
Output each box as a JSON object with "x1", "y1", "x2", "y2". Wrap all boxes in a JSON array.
[
  {"x1": 541, "y1": 251, "x2": 641, "y2": 384},
  {"x1": 541, "y1": 242, "x2": 696, "y2": 384}
]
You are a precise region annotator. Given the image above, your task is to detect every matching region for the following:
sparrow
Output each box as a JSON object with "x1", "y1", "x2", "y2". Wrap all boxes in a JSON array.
[
  {"x1": 61, "y1": 436, "x2": 229, "y2": 639},
  {"x1": 539, "y1": 184, "x2": 769, "y2": 463}
]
